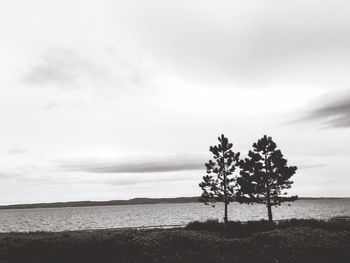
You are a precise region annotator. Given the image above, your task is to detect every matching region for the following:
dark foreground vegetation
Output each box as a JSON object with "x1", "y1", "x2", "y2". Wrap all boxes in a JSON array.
[
  {"x1": 186, "y1": 218, "x2": 350, "y2": 238},
  {"x1": 0, "y1": 219, "x2": 349, "y2": 263}
]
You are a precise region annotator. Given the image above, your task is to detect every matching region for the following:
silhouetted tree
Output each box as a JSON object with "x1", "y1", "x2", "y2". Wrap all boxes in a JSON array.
[
  {"x1": 237, "y1": 135, "x2": 297, "y2": 222},
  {"x1": 199, "y1": 134, "x2": 240, "y2": 225}
]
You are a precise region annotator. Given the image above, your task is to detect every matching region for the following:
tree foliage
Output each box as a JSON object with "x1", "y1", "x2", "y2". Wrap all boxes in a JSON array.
[
  {"x1": 199, "y1": 134, "x2": 240, "y2": 223},
  {"x1": 237, "y1": 135, "x2": 297, "y2": 221}
]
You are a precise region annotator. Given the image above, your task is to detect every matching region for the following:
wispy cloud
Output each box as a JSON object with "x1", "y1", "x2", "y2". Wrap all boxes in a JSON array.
[
  {"x1": 301, "y1": 91, "x2": 350, "y2": 128},
  {"x1": 23, "y1": 48, "x2": 84, "y2": 87},
  {"x1": 298, "y1": 162, "x2": 326, "y2": 170},
  {"x1": 22, "y1": 46, "x2": 155, "y2": 91},
  {"x1": 59, "y1": 153, "x2": 207, "y2": 174},
  {"x1": 288, "y1": 157, "x2": 326, "y2": 171},
  {"x1": 7, "y1": 147, "x2": 28, "y2": 155},
  {"x1": 82, "y1": 173, "x2": 197, "y2": 186}
]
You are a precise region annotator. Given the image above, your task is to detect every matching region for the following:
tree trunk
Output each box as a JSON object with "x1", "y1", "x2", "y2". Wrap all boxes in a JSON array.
[
  {"x1": 267, "y1": 203, "x2": 273, "y2": 222},
  {"x1": 266, "y1": 192, "x2": 273, "y2": 222},
  {"x1": 223, "y1": 150, "x2": 228, "y2": 226},
  {"x1": 223, "y1": 173, "x2": 228, "y2": 225},
  {"x1": 265, "y1": 152, "x2": 273, "y2": 222},
  {"x1": 224, "y1": 200, "x2": 228, "y2": 225}
]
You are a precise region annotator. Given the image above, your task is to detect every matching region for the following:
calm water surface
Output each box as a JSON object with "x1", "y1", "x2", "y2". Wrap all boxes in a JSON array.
[{"x1": 0, "y1": 199, "x2": 349, "y2": 232}]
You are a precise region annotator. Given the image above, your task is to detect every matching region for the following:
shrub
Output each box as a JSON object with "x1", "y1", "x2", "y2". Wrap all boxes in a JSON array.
[
  {"x1": 187, "y1": 219, "x2": 222, "y2": 232},
  {"x1": 187, "y1": 219, "x2": 277, "y2": 238},
  {"x1": 186, "y1": 218, "x2": 350, "y2": 238}
]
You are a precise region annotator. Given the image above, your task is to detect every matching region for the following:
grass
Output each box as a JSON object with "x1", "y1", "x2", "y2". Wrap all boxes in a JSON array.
[
  {"x1": 186, "y1": 218, "x2": 350, "y2": 238},
  {"x1": 0, "y1": 219, "x2": 349, "y2": 263}
]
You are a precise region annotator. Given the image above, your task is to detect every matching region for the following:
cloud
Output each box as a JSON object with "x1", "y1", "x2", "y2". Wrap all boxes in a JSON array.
[
  {"x1": 300, "y1": 91, "x2": 350, "y2": 128},
  {"x1": 283, "y1": 157, "x2": 326, "y2": 171},
  {"x1": 59, "y1": 153, "x2": 207, "y2": 174},
  {"x1": 23, "y1": 48, "x2": 79, "y2": 86},
  {"x1": 22, "y1": 46, "x2": 155, "y2": 91},
  {"x1": 115, "y1": 0, "x2": 350, "y2": 88},
  {"x1": 298, "y1": 163, "x2": 326, "y2": 170},
  {"x1": 0, "y1": 171, "x2": 22, "y2": 180},
  {"x1": 7, "y1": 147, "x2": 28, "y2": 155},
  {"x1": 81, "y1": 173, "x2": 198, "y2": 186}
]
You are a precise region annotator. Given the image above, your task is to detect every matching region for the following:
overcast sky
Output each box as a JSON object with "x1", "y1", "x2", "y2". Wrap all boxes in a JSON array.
[{"x1": 0, "y1": 0, "x2": 349, "y2": 204}]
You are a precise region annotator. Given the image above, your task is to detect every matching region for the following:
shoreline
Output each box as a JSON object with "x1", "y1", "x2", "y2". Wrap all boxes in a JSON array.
[
  {"x1": 0, "y1": 219, "x2": 349, "y2": 263},
  {"x1": 1, "y1": 197, "x2": 349, "y2": 211},
  {"x1": 1, "y1": 216, "x2": 349, "y2": 234}
]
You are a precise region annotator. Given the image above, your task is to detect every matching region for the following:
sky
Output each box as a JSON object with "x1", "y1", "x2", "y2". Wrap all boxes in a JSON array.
[{"x1": 0, "y1": 0, "x2": 349, "y2": 204}]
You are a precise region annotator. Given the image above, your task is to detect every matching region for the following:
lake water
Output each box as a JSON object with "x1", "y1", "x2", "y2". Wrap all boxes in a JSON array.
[{"x1": 0, "y1": 199, "x2": 349, "y2": 232}]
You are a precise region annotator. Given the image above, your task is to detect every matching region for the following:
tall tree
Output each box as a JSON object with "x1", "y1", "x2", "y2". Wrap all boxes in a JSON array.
[
  {"x1": 237, "y1": 135, "x2": 297, "y2": 222},
  {"x1": 199, "y1": 134, "x2": 240, "y2": 225}
]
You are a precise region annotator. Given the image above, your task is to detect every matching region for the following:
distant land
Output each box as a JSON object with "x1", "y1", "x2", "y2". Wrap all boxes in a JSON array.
[
  {"x1": 0, "y1": 197, "x2": 200, "y2": 210},
  {"x1": 0, "y1": 197, "x2": 348, "y2": 210}
]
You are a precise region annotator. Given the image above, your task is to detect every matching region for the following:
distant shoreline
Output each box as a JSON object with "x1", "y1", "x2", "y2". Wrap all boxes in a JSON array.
[
  {"x1": 0, "y1": 197, "x2": 349, "y2": 210},
  {"x1": 0, "y1": 197, "x2": 200, "y2": 210}
]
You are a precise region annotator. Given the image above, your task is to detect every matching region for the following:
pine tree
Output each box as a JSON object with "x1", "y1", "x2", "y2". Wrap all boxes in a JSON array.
[
  {"x1": 199, "y1": 134, "x2": 240, "y2": 225},
  {"x1": 237, "y1": 135, "x2": 297, "y2": 222}
]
